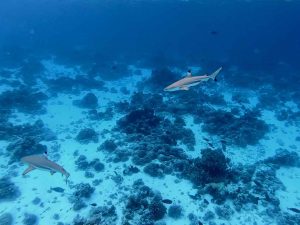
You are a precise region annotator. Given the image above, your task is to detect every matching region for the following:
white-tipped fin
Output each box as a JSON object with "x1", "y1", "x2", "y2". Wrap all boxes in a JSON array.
[
  {"x1": 180, "y1": 85, "x2": 189, "y2": 91},
  {"x1": 185, "y1": 70, "x2": 192, "y2": 77},
  {"x1": 209, "y1": 67, "x2": 222, "y2": 81}
]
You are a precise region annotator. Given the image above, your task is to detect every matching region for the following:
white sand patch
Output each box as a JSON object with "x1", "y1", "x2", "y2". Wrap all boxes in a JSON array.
[{"x1": 276, "y1": 167, "x2": 300, "y2": 212}]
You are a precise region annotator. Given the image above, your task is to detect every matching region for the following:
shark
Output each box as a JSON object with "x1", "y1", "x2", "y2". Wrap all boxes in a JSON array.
[
  {"x1": 21, "y1": 154, "x2": 70, "y2": 182},
  {"x1": 164, "y1": 67, "x2": 222, "y2": 91}
]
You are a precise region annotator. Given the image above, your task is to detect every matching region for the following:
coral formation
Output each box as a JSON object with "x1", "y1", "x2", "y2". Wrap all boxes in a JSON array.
[
  {"x1": 6, "y1": 137, "x2": 47, "y2": 164},
  {"x1": 0, "y1": 87, "x2": 48, "y2": 113},
  {"x1": 76, "y1": 128, "x2": 98, "y2": 144},
  {"x1": 73, "y1": 93, "x2": 98, "y2": 109}
]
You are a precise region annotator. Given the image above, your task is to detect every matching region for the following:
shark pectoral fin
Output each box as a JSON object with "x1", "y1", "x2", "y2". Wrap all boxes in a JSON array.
[
  {"x1": 180, "y1": 86, "x2": 189, "y2": 91},
  {"x1": 22, "y1": 166, "x2": 36, "y2": 176}
]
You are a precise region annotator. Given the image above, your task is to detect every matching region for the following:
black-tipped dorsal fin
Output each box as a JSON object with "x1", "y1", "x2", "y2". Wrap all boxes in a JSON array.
[{"x1": 186, "y1": 70, "x2": 192, "y2": 77}]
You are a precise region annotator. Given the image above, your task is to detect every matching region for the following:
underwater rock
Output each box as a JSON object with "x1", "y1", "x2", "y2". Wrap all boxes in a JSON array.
[
  {"x1": 0, "y1": 119, "x2": 56, "y2": 142},
  {"x1": 168, "y1": 204, "x2": 183, "y2": 219},
  {"x1": 76, "y1": 128, "x2": 98, "y2": 144},
  {"x1": 202, "y1": 109, "x2": 269, "y2": 147},
  {"x1": 6, "y1": 137, "x2": 47, "y2": 164},
  {"x1": 99, "y1": 139, "x2": 118, "y2": 152},
  {"x1": 148, "y1": 196, "x2": 167, "y2": 220},
  {"x1": 75, "y1": 155, "x2": 89, "y2": 170},
  {"x1": 46, "y1": 75, "x2": 105, "y2": 94},
  {"x1": 75, "y1": 156, "x2": 104, "y2": 172},
  {"x1": 92, "y1": 161, "x2": 105, "y2": 172},
  {"x1": 124, "y1": 179, "x2": 166, "y2": 224},
  {"x1": 23, "y1": 213, "x2": 38, "y2": 225},
  {"x1": 112, "y1": 149, "x2": 130, "y2": 163},
  {"x1": 70, "y1": 183, "x2": 95, "y2": 211},
  {"x1": 73, "y1": 199, "x2": 87, "y2": 211},
  {"x1": 123, "y1": 165, "x2": 140, "y2": 176},
  {"x1": 90, "y1": 62, "x2": 130, "y2": 81},
  {"x1": 263, "y1": 149, "x2": 300, "y2": 167},
  {"x1": 214, "y1": 204, "x2": 234, "y2": 220},
  {"x1": 0, "y1": 213, "x2": 13, "y2": 225},
  {"x1": 73, "y1": 183, "x2": 95, "y2": 199},
  {"x1": 73, "y1": 93, "x2": 98, "y2": 109},
  {"x1": 129, "y1": 92, "x2": 164, "y2": 112},
  {"x1": 143, "y1": 163, "x2": 165, "y2": 178},
  {"x1": 186, "y1": 148, "x2": 230, "y2": 185},
  {"x1": 144, "y1": 68, "x2": 179, "y2": 91},
  {"x1": 18, "y1": 59, "x2": 45, "y2": 85},
  {"x1": 117, "y1": 108, "x2": 161, "y2": 135},
  {"x1": 32, "y1": 197, "x2": 41, "y2": 205},
  {"x1": 0, "y1": 177, "x2": 20, "y2": 201},
  {"x1": 203, "y1": 211, "x2": 215, "y2": 221},
  {"x1": 84, "y1": 171, "x2": 94, "y2": 178},
  {"x1": 73, "y1": 205, "x2": 117, "y2": 225},
  {"x1": 120, "y1": 86, "x2": 130, "y2": 95},
  {"x1": 0, "y1": 86, "x2": 48, "y2": 114}
]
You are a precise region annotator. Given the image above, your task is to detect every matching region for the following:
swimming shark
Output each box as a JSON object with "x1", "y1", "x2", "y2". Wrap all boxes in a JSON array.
[
  {"x1": 21, "y1": 154, "x2": 70, "y2": 181},
  {"x1": 164, "y1": 67, "x2": 222, "y2": 91}
]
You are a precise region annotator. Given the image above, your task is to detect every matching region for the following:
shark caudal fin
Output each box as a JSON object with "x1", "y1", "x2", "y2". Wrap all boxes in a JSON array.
[{"x1": 209, "y1": 67, "x2": 222, "y2": 81}]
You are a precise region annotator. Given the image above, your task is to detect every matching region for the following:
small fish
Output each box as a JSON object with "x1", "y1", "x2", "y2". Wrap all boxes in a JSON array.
[
  {"x1": 288, "y1": 208, "x2": 300, "y2": 213},
  {"x1": 50, "y1": 187, "x2": 65, "y2": 193},
  {"x1": 162, "y1": 199, "x2": 172, "y2": 204},
  {"x1": 210, "y1": 30, "x2": 218, "y2": 35},
  {"x1": 90, "y1": 203, "x2": 97, "y2": 207},
  {"x1": 208, "y1": 142, "x2": 214, "y2": 148},
  {"x1": 253, "y1": 180, "x2": 263, "y2": 188},
  {"x1": 203, "y1": 137, "x2": 209, "y2": 142}
]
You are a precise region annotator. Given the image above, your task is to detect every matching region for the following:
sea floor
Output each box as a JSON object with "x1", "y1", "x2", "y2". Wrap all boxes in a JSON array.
[{"x1": 0, "y1": 60, "x2": 299, "y2": 225}]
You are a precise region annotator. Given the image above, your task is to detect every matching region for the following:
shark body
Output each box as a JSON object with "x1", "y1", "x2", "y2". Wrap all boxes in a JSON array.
[
  {"x1": 21, "y1": 154, "x2": 70, "y2": 179},
  {"x1": 164, "y1": 67, "x2": 222, "y2": 91}
]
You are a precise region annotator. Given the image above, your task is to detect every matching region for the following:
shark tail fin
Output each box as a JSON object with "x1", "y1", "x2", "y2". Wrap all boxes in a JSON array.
[{"x1": 209, "y1": 67, "x2": 222, "y2": 81}]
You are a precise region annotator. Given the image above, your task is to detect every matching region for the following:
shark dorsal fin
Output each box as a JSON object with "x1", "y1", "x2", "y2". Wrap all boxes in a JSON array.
[{"x1": 186, "y1": 70, "x2": 192, "y2": 77}]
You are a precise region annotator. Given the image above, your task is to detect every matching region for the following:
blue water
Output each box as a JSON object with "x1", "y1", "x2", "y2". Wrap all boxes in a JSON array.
[{"x1": 0, "y1": 1, "x2": 299, "y2": 225}]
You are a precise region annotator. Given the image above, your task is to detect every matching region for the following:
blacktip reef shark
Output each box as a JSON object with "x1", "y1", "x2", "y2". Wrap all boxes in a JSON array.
[
  {"x1": 164, "y1": 67, "x2": 222, "y2": 91},
  {"x1": 21, "y1": 154, "x2": 70, "y2": 183}
]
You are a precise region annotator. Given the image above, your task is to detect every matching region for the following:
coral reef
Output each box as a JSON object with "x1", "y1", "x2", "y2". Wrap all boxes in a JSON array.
[
  {"x1": 73, "y1": 93, "x2": 98, "y2": 109},
  {"x1": 18, "y1": 59, "x2": 45, "y2": 85},
  {"x1": 0, "y1": 213, "x2": 13, "y2": 225},
  {"x1": 117, "y1": 108, "x2": 161, "y2": 135},
  {"x1": 263, "y1": 149, "x2": 300, "y2": 168},
  {"x1": 98, "y1": 139, "x2": 118, "y2": 152},
  {"x1": 185, "y1": 148, "x2": 230, "y2": 186},
  {"x1": 0, "y1": 87, "x2": 48, "y2": 113},
  {"x1": 69, "y1": 183, "x2": 95, "y2": 211},
  {"x1": 76, "y1": 128, "x2": 98, "y2": 144},
  {"x1": 202, "y1": 110, "x2": 269, "y2": 147},
  {"x1": 6, "y1": 137, "x2": 47, "y2": 164},
  {"x1": 123, "y1": 180, "x2": 166, "y2": 224},
  {"x1": 0, "y1": 177, "x2": 20, "y2": 201},
  {"x1": 46, "y1": 75, "x2": 105, "y2": 94},
  {"x1": 168, "y1": 204, "x2": 183, "y2": 219},
  {"x1": 73, "y1": 205, "x2": 118, "y2": 225},
  {"x1": 143, "y1": 68, "x2": 179, "y2": 91},
  {"x1": 75, "y1": 155, "x2": 105, "y2": 173},
  {"x1": 0, "y1": 119, "x2": 56, "y2": 142},
  {"x1": 23, "y1": 213, "x2": 38, "y2": 225}
]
